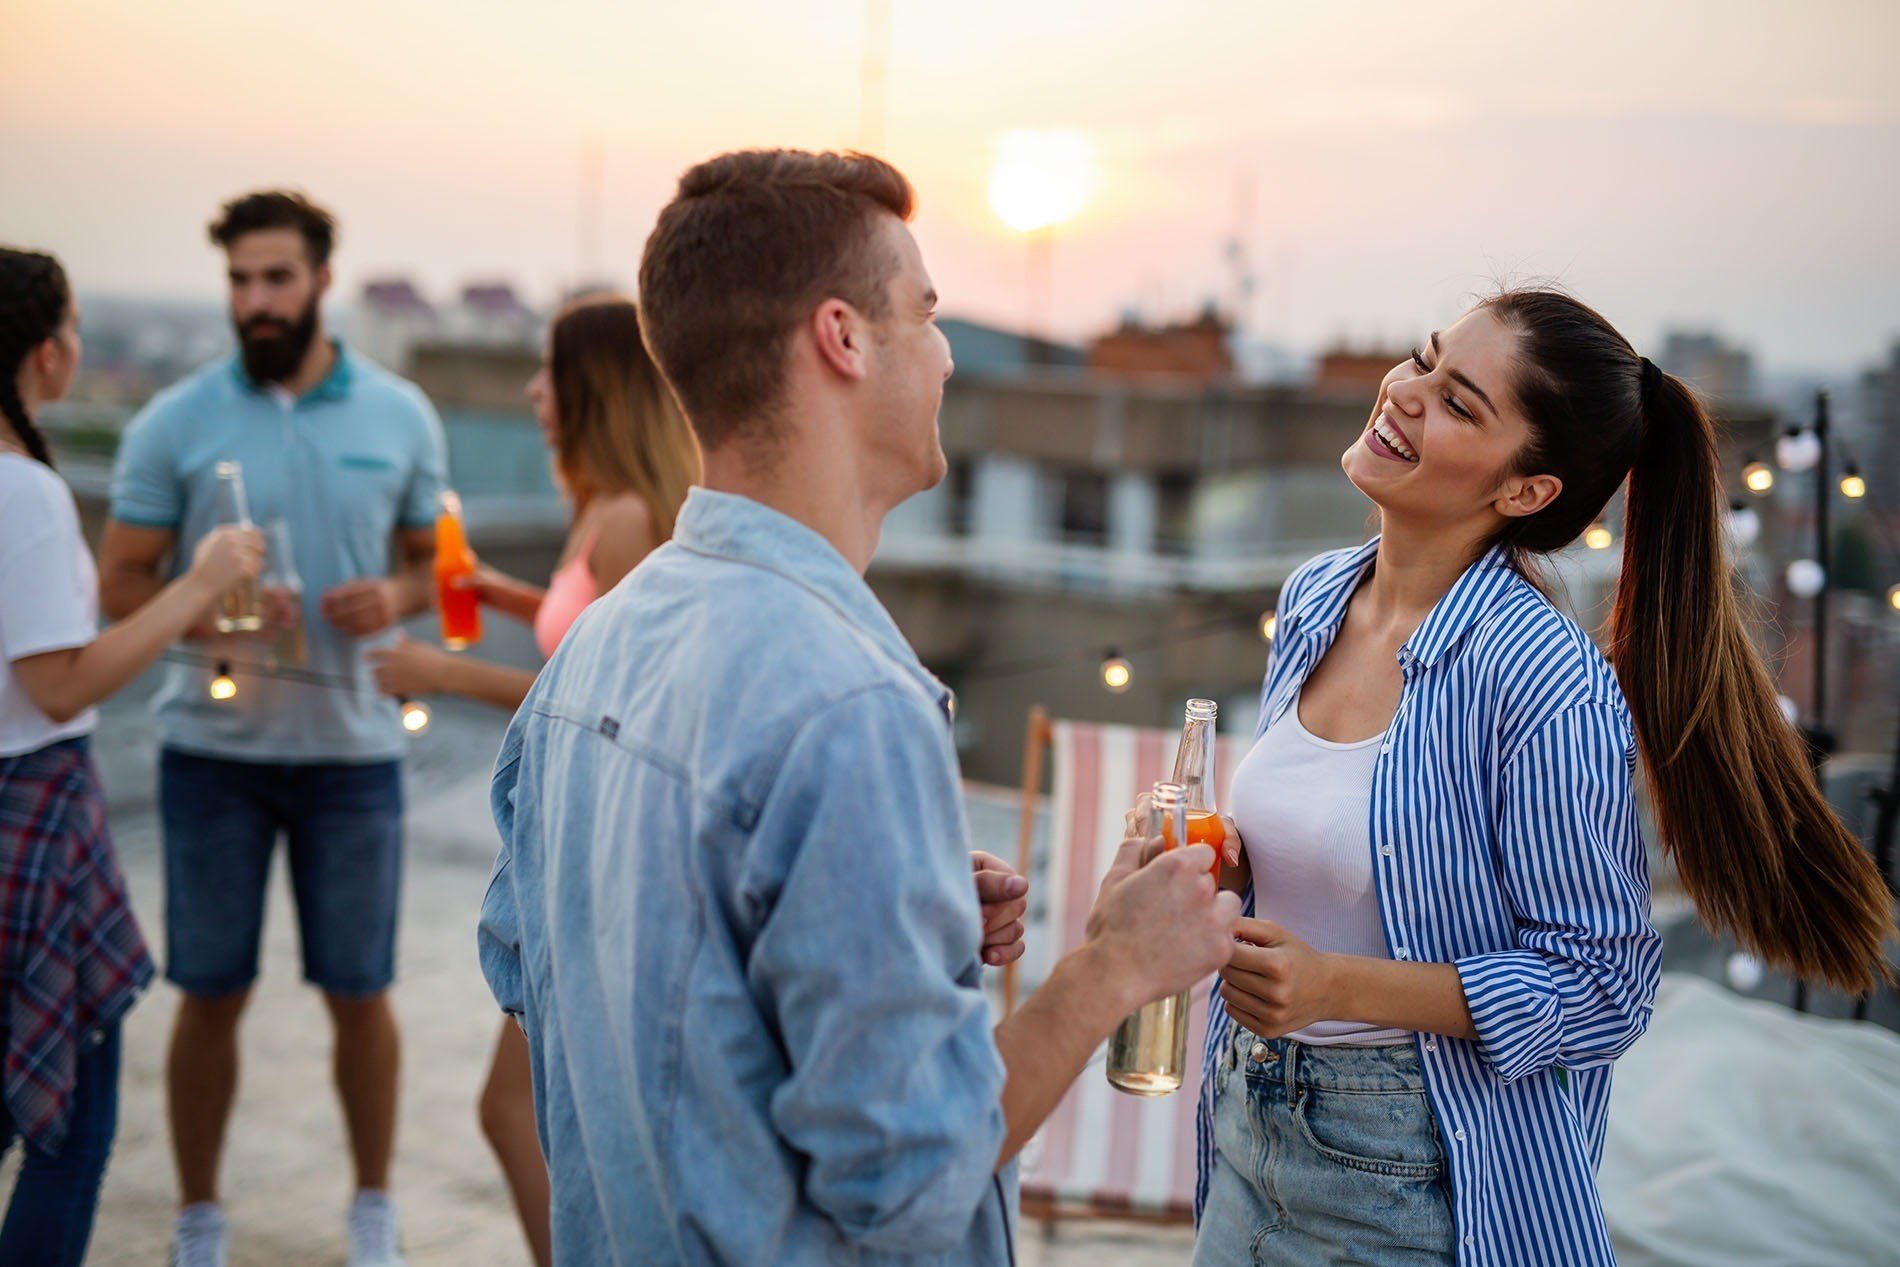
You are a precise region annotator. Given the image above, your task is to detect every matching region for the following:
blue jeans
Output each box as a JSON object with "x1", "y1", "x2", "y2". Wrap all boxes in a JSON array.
[
  {"x1": 159, "y1": 748, "x2": 404, "y2": 996},
  {"x1": 0, "y1": 1023, "x2": 121, "y2": 1267},
  {"x1": 1195, "y1": 1028, "x2": 1456, "y2": 1267}
]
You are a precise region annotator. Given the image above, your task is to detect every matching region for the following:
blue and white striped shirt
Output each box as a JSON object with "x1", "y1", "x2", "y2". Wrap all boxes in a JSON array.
[{"x1": 1197, "y1": 538, "x2": 1663, "y2": 1267}]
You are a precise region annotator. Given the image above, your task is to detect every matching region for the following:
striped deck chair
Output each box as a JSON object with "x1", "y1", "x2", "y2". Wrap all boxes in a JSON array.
[{"x1": 1003, "y1": 706, "x2": 1248, "y2": 1224}]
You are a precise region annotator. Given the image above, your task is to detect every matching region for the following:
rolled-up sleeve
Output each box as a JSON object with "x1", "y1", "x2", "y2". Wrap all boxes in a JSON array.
[
  {"x1": 1455, "y1": 702, "x2": 1662, "y2": 1082},
  {"x1": 479, "y1": 739, "x2": 526, "y2": 1020},
  {"x1": 747, "y1": 685, "x2": 1005, "y2": 1255}
]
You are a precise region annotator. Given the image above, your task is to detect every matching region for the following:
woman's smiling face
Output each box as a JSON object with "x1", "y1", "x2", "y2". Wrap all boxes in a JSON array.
[{"x1": 1341, "y1": 306, "x2": 1561, "y2": 540}]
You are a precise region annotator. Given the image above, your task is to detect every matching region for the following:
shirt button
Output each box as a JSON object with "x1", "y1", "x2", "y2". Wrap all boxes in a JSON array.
[
  {"x1": 1425, "y1": 1040, "x2": 1438, "y2": 1053},
  {"x1": 1249, "y1": 1040, "x2": 1269, "y2": 1064},
  {"x1": 1381, "y1": 845, "x2": 1394, "y2": 857},
  {"x1": 1395, "y1": 948, "x2": 1411, "y2": 960},
  {"x1": 1380, "y1": 741, "x2": 1392, "y2": 754},
  {"x1": 1454, "y1": 1129, "x2": 1468, "y2": 1142}
]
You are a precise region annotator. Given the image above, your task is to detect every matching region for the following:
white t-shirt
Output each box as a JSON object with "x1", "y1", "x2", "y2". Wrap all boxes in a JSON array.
[
  {"x1": 0, "y1": 452, "x2": 99, "y2": 755},
  {"x1": 1229, "y1": 688, "x2": 1411, "y2": 1046}
]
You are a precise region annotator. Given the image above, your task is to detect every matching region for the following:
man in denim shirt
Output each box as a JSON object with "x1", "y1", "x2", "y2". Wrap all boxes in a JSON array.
[{"x1": 480, "y1": 149, "x2": 1241, "y2": 1264}]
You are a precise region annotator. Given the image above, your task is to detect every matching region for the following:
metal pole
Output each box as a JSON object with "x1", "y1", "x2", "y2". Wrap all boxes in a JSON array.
[
  {"x1": 1795, "y1": 389, "x2": 1833, "y2": 1015},
  {"x1": 1855, "y1": 708, "x2": 1900, "y2": 1022}
]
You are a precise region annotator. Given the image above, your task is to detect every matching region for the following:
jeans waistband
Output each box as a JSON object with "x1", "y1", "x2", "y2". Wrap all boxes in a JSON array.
[{"x1": 1229, "y1": 1026, "x2": 1423, "y2": 1094}]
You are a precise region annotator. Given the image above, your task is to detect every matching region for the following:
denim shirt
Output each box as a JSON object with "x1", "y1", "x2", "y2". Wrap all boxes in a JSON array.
[{"x1": 481, "y1": 488, "x2": 1016, "y2": 1266}]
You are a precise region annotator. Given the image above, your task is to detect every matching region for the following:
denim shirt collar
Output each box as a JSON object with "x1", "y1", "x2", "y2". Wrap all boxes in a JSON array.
[
  {"x1": 1280, "y1": 534, "x2": 1518, "y2": 673},
  {"x1": 671, "y1": 488, "x2": 954, "y2": 717}
]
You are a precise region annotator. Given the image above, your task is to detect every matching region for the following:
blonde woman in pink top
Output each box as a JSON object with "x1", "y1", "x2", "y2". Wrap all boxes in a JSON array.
[{"x1": 370, "y1": 295, "x2": 697, "y2": 1266}]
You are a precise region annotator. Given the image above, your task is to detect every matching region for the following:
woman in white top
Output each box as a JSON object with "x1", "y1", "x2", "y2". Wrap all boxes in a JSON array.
[{"x1": 0, "y1": 247, "x2": 261, "y2": 1267}]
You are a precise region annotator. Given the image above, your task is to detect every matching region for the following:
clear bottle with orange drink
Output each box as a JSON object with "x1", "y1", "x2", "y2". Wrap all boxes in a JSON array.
[
  {"x1": 434, "y1": 489, "x2": 482, "y2": 650},
  {"x1": 1169, "y1": 698, "x2": 1225, "y2": 879}
]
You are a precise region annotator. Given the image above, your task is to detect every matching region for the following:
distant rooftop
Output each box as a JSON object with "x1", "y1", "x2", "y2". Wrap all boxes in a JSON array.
[{"x1": 937, "y1": 316, "x2": 1086, "y2": 379}]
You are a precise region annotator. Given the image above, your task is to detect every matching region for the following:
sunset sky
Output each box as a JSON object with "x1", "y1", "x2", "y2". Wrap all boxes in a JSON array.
[{"x1": 4, "y1": 0, "x2": 1897, "y2": 369}]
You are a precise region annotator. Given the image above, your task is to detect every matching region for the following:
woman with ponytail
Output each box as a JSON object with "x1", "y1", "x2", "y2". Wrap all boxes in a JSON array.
[
  {"x1": 1188, "y1": 288, "x2": 1894, "y2": 1267},
  {"x1": 0, "y1": 247, "x2": 263, "y2": 1265}
]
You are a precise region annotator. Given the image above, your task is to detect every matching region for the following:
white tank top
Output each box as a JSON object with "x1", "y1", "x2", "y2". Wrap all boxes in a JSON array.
[{"x1": 1228, "y1": 689, "x2": 1411, "y2": 1046}]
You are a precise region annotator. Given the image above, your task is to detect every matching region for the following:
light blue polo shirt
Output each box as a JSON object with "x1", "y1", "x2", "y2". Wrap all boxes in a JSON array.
[{"x1": 110, "y1": 343, "x2": 447, "y2": 763}]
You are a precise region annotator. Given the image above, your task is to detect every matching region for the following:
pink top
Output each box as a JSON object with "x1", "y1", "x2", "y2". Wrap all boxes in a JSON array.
[{"x1": 534, "y1": 530, "x2": 602, "y2": 659}]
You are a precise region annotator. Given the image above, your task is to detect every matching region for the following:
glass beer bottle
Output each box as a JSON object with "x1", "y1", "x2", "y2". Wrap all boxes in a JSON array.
[
  {"x1": 262, "y1": 519, "x2": 307, "y2": 667},
  {"x1": 212, "y1": 461, "x2": 264, "y2": 633},
  {"x1": 434, "y1": 489, "x2": 482, "y2": 650},
  {"x1": 1170, "y1": 698, "x2": 1225, "y2": 879},
  {"x1": 1106, "y1": 781, "x2": 1193, "y2": 1097}
]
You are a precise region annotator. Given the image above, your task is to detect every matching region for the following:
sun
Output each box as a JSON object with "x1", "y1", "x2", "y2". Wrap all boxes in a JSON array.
[{"x1": 988, "y1": 130, "x2": 1094, "y2": 233}]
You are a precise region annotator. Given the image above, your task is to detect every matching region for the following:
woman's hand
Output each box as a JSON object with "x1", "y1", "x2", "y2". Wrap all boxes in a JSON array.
[
  {"x1": 367, "y1": 633, "x2": 458, "y2": 697},
  {"x1": 186, "y1": 525, "x2": 265, "y2": 598},
  {"x1": 1216, "y1": 917, "x2": 1347, "y2": 1039}
]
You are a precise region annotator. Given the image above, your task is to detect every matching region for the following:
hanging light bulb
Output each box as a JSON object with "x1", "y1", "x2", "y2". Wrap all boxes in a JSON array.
[
  {"x1": 1584, "y1": 523, "x2": 1614, "y2": 550},
  {"x1": 1840, "y1": 466, "x2": 1866, "y2": 500},
  {"x1": 399, "y1": 697, "x2": 432, "y2": 735},
  {"x1": 1775, "y1": 427, "x2": 1821, "y2": 473},
  {"x1": 208, "y1": 661, "x2": 238, "y2": 701},
  {"x1": 1099, "y1": 651, "x2": 1133, "y2": 694},
  {"x1": 1785, "y1": 559, "x2": 1826, "y2": 599},
  {"x1": 1742, "y1": 456, "x2": 1775, "y2": 495},
  {"x1": 1888, "y1": 584, "x2": 1900, "y2": 613},
  {"x1": 1258, "y1": 612, "x2": 1277, "y2": 643},
  {"x1": 1725, "y1": 501, "x2": 1762, "y2": 550}
]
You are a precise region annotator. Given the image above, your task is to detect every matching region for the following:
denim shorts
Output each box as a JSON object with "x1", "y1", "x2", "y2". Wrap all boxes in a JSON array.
[
  {"x1": 1194, "y1": 1027, "x2": 1456, "y2": 1267},
  {"x1": 159, "y1": 748, "x2": 403, "y2": 997}
]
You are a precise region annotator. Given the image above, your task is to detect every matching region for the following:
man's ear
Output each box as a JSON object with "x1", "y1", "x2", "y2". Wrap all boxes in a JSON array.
[{"x1": 809, "y1": 298, "x2": 867, "y2": 382}]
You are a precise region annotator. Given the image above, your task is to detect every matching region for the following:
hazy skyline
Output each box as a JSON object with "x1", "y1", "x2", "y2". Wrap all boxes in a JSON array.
[{"x1": 5, "y1": 0, "x2": 1898, "y2": 371}]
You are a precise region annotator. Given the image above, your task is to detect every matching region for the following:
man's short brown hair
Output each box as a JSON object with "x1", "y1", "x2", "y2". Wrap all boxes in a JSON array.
[
  {"x1": 208, "y1": 190, "x2": 337, "y2": 267},
  {"x1": 637, "y1": 150, "x2": 915, "y2": 451}
]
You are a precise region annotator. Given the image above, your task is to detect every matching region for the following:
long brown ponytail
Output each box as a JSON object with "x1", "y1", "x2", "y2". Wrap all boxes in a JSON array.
[
  {"x1": 1484, "y1": 289, "x2": 1895, "y2": 996},
  {"x1": 0, "y1": 247, "x2": 71, "y2": 470}
]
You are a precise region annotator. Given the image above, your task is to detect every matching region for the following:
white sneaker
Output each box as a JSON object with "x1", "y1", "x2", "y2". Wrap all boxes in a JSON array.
[
  {"x1": 170, "y1": 1203, "x2": 229, "y2": 1267},
  {"x1": 346, "y1": 1189, "x2": 408, "y2": 1267}
]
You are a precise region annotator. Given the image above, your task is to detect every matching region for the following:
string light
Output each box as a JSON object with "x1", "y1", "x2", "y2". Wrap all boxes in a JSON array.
[
  {"x1": 1775, "y1": 427, "x2": 1822, "y2": 473},
  {"x1": 1584, "y1": 524, "x2": 1614, "y2": 550},
  {"x1": 1100, "y1": 652, "x2": 1133, "y2": 694},
  {"x1": 1742, "y1": 456, "x2": 1775, "y2": 495},
  {"x1": 1840, "y1": 467, "x2": 1866, "y2": 500},
  {"x1": 399, "y1": 697, "x2": 432, "y2": 735},
  {"x1": 1258, "y1": 613, "x2": 1276, "y2": 643},
  {"x1": 1889, "y1": 584, "x2": 1900, "y2": 613},
  {"x1": 208, "y1": 661, "x2": 238, "y2": 701}
]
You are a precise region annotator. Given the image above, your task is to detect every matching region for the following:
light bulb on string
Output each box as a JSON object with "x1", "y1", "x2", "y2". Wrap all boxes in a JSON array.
[
  {"x1": 1258, "y1": 612, "x2": 1277, "y2": 643},
  {"x1": 1888, "y1": 584, "x2": 1900, "y2": 613},
  {"x1": 1741, "y1": 456, "x2": 1775, "y2": 495},
  {"x1": 399, "y1": 697, "x2": 432, "y2": 735},
  {"x1": 1725, "y1": 501, "x2": 1761, "y2": 550},
  {"x1": 1584, "y1": 523, "x2": 1613, "y2": 550},
  {"x1": 1785, "y1": 559, "x2": 1826, "y2": 599},
  {"x1": 1840, "y1": 467, "x2": 1866, "y2": 499},
  {"x1": 208, "y1": 662, "x2": 238, "y2": 701},
  {"x1": 1775, "y1": 427, "x2": 1821, "y2": 473},
  {"x1": 1099, "y1": 651, "x2": 1133, "y2": 694}
]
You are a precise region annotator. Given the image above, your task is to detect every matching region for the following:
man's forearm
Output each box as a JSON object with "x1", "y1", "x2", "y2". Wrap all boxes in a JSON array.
[
  {"x1": 100, "y1": 562, "x2": 168, "y2": 621},
  {"x1": 390, "y1": 555, "x2": 434, "y2": 618},
  {"x1": 991, "y1": 942, "x2": 1144, "y2": 1167}
]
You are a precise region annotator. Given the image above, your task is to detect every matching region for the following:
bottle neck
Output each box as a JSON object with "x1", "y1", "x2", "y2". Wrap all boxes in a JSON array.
[{"x1": 1172, "y1": 718, "x2": 1217, "y2": 812}]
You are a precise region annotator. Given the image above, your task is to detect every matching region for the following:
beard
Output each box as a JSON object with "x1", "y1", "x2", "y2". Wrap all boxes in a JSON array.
[{"x1": 236, "y1": 297, "x2": 320, "y2": 385}]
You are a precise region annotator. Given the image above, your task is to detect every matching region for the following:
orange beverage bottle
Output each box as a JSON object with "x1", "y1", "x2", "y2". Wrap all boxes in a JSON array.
[
  {"x1": 1161, "y1": 809, "x2": 1228, "y2": 877},
  {"x1": 1167, "y1": 699, "x2": 1224, "y2": 878},
  {"x1": 434, "y1": 490, "x2": 482, "y2": 650}
]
